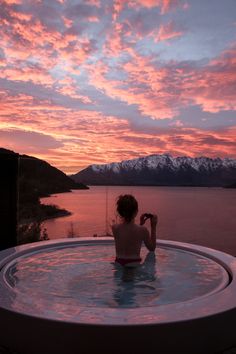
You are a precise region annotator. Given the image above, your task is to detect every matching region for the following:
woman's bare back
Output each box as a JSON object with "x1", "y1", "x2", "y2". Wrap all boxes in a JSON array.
[{"x1": 112, "y1": 223, "x2": 149, "y2": 259}]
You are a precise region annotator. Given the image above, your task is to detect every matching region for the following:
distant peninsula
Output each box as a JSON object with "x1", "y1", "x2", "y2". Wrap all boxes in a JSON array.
[
  {"x1": 17, "y1": 151, "x2": 89, "y2": 221},
  {"x1": 71, "y1": 154, "x2": 236, "y2": 187}
]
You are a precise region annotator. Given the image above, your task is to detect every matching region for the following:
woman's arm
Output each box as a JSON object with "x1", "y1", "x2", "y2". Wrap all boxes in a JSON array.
[
  {"x1": 150, "y1": 215, "x2": 157, "y2": 250},
  {"x1": 111, "y1": 224, "x2": 118, "y2": 238},
  {"x1": 141, "y1": 214, "x2": 158, "y2": 251}
]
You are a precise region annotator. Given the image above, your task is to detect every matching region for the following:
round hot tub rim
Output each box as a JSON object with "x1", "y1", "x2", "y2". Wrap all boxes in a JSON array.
[{"x1": 0, "y1": 238, "x2": 235, "y2": 327}]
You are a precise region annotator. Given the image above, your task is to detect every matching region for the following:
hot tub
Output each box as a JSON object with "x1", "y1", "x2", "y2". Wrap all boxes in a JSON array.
[{"x1": 0, "y1": 238, "x2": 236, "y2": 354}]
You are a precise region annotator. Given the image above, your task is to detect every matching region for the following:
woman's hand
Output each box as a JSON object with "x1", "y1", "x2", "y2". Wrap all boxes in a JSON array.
[
  {"x1": 140, "y1": 213, "x2": 148, "y2": 225},
  {"x1": 140, "y1": 213, "x2": 158, "y2": 226}
]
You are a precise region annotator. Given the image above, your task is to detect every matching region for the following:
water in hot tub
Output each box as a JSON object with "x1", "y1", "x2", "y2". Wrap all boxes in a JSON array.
[{"x1": 4, "y1": 244, "x2": 228, "y2": 321}]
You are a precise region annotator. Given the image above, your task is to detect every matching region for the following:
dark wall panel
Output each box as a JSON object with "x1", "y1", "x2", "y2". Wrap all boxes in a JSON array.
[{"x1": 0, "y1": 151, "x2": 19, "y2": 250}]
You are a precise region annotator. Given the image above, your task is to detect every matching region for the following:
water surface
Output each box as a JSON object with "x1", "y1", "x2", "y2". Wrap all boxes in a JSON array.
[{"x1": 4, "y1": 244, "x2": 228, "y2": 319}]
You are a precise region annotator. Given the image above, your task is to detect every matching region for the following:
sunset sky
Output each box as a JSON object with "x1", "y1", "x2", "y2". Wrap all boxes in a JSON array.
[{"x1": 0, "y1": 0, "x2": 236, "y2": 173}]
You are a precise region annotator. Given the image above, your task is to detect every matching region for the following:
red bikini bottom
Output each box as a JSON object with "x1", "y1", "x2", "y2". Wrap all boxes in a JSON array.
[{"x1": 115, "y1": 257, "x2": 141, "y2": 266}]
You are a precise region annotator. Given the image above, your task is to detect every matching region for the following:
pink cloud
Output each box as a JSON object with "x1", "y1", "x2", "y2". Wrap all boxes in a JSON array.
[
  {"x1": 0, "y1": 7, "x2": 96, "y2": 89},
  {"x1": 0, "y1": 0, "x2": 234, "y2": 173},
  {"x1": 57, "y1": 77, "x2": 92, "y2": 102},
  {"x1": 87, "y1": 53, "x2": 181, "y2": 119},
  {"x1": 62, "y1": 16, "x2": 73, "y2": 28},
  {"x1": 0, "y1": 129, "x2": 63, "y2": 154},
  {"x1": 112, "y1": 0, "x2": 124, "y2": 21},
  {"x1": 128, "y1": 0, "x2": 187, "y2": 13},
  {"x1": 0, "y1": 18, "x2": 58, "y2": 66},
  {"x1": 153, "y1": 21, "x2": 183, "y2": 42},
  {"x1": 0, "y1": 65, "x2": 55, "y2": 86},
  {"x1": 85, "y1": 0, "x2": 101, "y2": 7},
  {"x1": 58, "y1": 36, "x2": 95, "y2": 68},
  {"x1": 111, "y1": 0, "x2": 186, "y2": 22},
  {"x1": 182, "y1": 45, "x2": 236, "y2": 113},
  {"x1": 0, "y1": 58, "x2": 6, "y2": 67},
  {"x1": 88, "y1": 42, "x2": 236, "y2": 120},
  {"x1": 103, "y1": 22, "x2": 130, "y2": 56},
  {"x1": 158, "y1": 0, "x2": 184, "y2": 14},
  {"x1": 120, "y1": 126, "x2": 236, "y2": 160},
  {"x1": 183, "y1": 2, "x2": 189, "y2": 10},
  {"x1": 0, "y1": 88, "x2": 235, "y2": 173},
  {"x1": 87, "y1": 16, "x2": 99, "y2": 22}
]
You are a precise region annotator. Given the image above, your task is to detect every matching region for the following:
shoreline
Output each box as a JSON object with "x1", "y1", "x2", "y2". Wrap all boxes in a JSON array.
[{"x1": 40, "y1": 207, "x2": 72, "y2": 221}]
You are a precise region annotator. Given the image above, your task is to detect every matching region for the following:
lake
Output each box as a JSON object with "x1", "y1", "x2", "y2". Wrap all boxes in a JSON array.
[{"x1": 41, "y1": 186, "x2": 236, "y2": 256}]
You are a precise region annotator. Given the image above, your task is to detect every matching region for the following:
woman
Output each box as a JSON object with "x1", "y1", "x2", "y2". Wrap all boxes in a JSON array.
[{"x1": 112, "y1": 194, "x2": 158, "y2": 266}]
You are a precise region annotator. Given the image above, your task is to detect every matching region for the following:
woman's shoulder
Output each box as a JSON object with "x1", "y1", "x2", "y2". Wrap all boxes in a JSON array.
[
  {"x1": 111, "y1": 223, "x2": 120, "y2": 233},
  {"x1": 136, "y1": 224, "x2": 149, "y2": 235},
  {"x1": 112, "y1": 223, "x2": 120, "y2": 229}
]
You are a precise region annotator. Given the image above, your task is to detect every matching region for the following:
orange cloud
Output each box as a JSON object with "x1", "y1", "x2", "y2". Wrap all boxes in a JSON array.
[
  {"x1": 1, "y1": 88, "x2": 235, "y2": 174},
  {"x1": 0, "y1": 58, "x2": 6, "y2": 67},
  {"x1": 11, "y1": 11, "x2": 32, "y2": 21},
  {"x1": 3, "y1": 0, "x2": 22, "y2": 3}
]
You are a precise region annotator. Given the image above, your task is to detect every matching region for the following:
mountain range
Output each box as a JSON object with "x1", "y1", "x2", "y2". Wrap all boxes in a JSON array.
[{"x1": 71, "y1": 154, "x2": 236, "y2": 187}]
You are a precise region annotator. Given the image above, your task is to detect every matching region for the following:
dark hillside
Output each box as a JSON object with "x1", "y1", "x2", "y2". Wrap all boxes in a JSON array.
[
  {"x1": 19, "y1": 154, "x2": 88, "y2": 198},
  {"x1": 0, "y1": 148, "x2": 88, "y2": 244}
]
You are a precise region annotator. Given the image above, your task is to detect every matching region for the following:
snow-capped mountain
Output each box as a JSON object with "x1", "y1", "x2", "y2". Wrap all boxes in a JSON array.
[{"x1": 71, "y1": 154, "x2": 236, "y2": 187}]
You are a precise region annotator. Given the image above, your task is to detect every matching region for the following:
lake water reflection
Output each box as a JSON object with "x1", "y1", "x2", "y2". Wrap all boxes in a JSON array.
[{"x1": 41, "y1": 186, "x2": 236, "y2": 256}]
